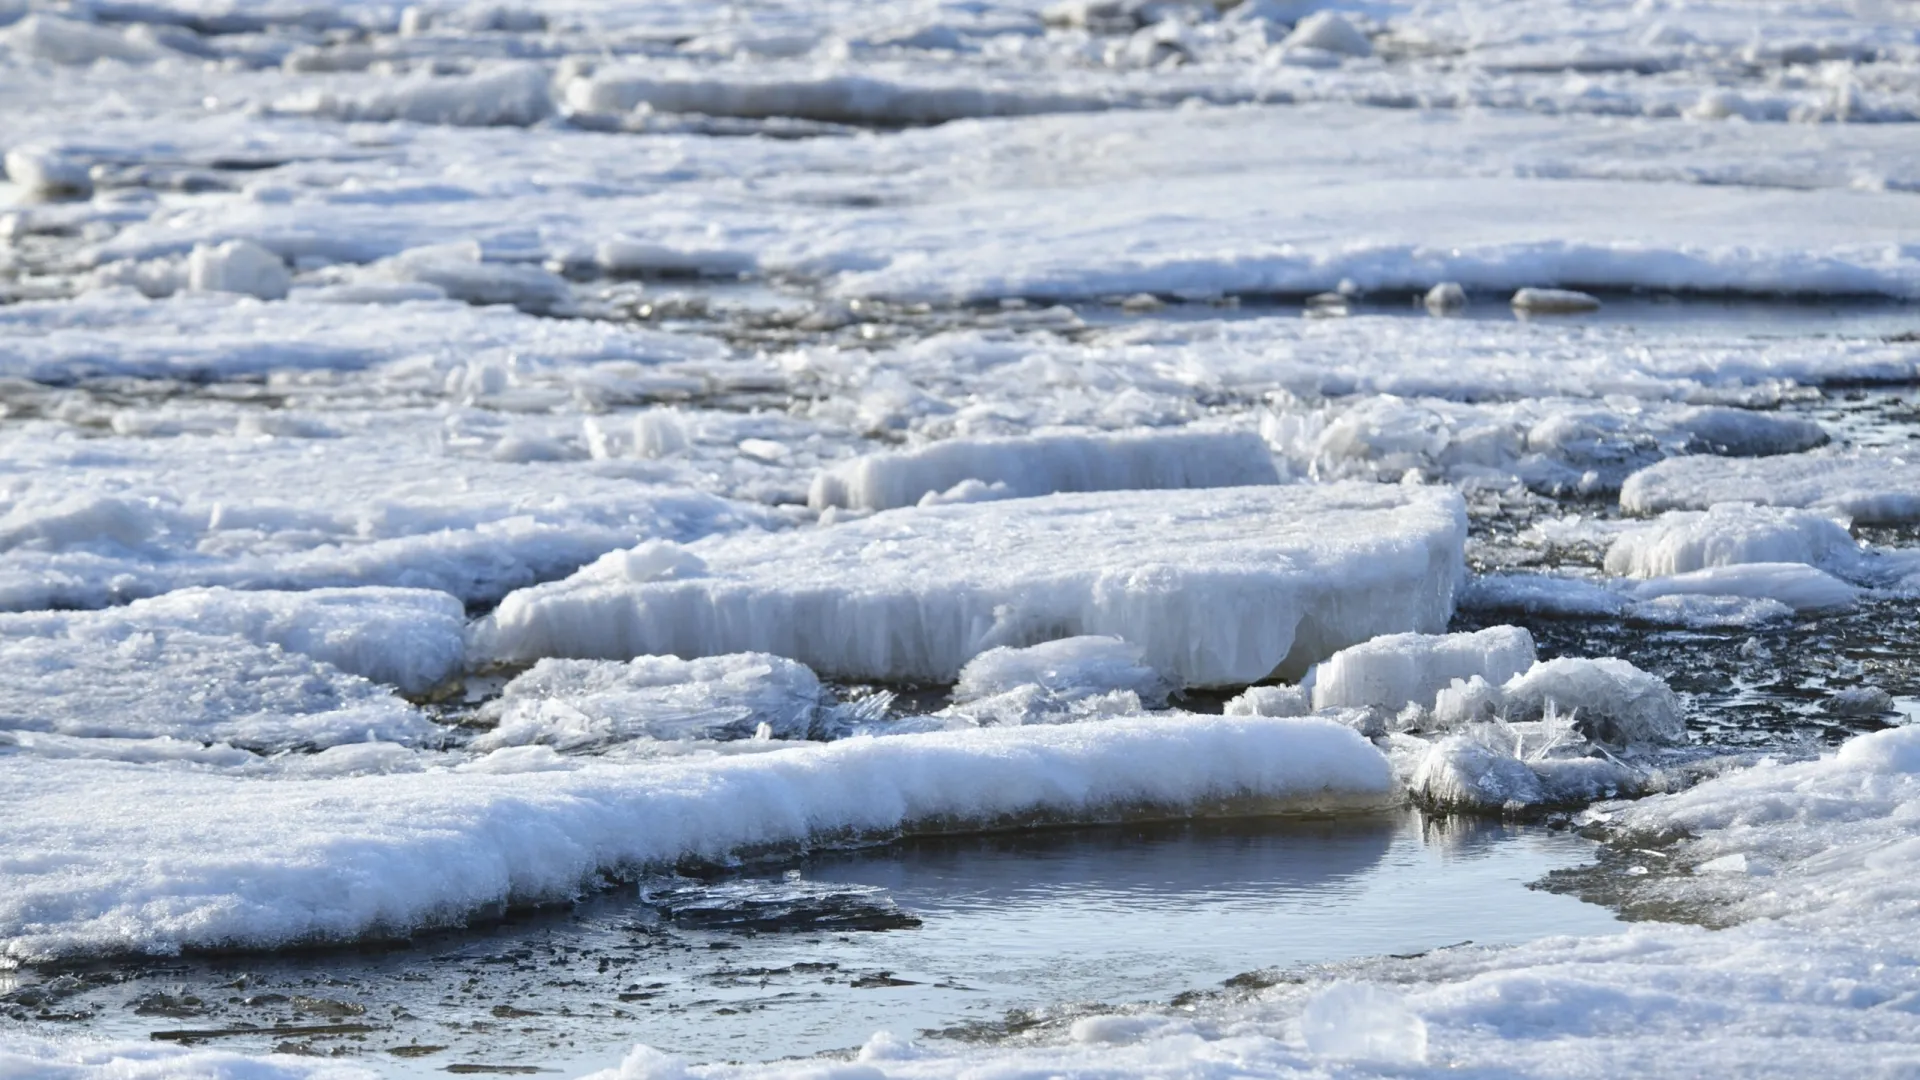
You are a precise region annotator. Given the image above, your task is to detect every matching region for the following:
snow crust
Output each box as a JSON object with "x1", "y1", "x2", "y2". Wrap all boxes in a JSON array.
[
  {"x1": 477, "y1": 484, "x2": 1469, "y2": 687},
  {"x1": 807, "y1": 429, "x2": 1279, "y2": 511},
  {"x1": 0, "y1": 714, "x2": 1396, "y2": 959}
]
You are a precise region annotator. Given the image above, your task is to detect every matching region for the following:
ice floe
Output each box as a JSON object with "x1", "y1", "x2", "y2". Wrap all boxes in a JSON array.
[
  {"x1": 477, "y1": 483, "x2": 1469, "y2": 687},
  {"x1": 0, "y1": 713, "x2": 1396, "y2": 959}
]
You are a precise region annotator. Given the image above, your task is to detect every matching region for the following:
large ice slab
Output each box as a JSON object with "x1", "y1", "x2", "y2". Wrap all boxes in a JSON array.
[
  {"x1": 0, "y1": 714, "x2": 1395, "y2": 959},
  {"x1": 477, "y1": 483, "x2": 1469, "y2": 687},
  {"x1": 1621, "y1": 450, "x2": 1920, "y2": 523},
  {"x1": 807, "y1": 429, "x2": 1280, "y2": 511}
]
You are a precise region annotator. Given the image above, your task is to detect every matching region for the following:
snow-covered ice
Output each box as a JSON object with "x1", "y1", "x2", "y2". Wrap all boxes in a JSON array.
[
  {"x1": 477, "y1": 483, "x2": 1469, "y2": 687},
  {"x1": 0, "y1": 713, "x2": 1396, "y2": 959},
  {"x1": 6, "y1": 0, "x2": 1920, "y2": 1074}
]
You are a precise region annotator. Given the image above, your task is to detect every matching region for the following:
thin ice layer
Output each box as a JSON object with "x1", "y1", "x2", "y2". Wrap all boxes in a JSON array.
[
  {"x1": 1621, "y1": 450, "x2": 1920, "y2": 523},
  {"x1": 477, "y1": 484, "x2": 1469, "y2": 687},
  {"x1": 806, "y1": 429, "x2": 1279, "y2": 511},
  {"x1": 0, "y1": 714, "x2": 1396, "y2": 959}
]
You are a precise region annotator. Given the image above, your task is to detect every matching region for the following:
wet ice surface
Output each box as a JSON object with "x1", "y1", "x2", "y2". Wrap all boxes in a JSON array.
[
  {"x1": 0, "y1": 812, "x2": 1616, "y2": 1075},
  {"x1": 6, "y1": 1, "x2": 1920, "y2": 1076}
]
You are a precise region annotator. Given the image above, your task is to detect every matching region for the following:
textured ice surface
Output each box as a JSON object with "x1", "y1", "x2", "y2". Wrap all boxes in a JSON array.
[
  {"x1": 0, "y1": 414, "x2": 775, "y2": 610},
  {"x1": 1629, "y1": 562, "x2": 1862, "y2": 614},
  {"x1": 1622, "y1": 449, "x2": 1920, "y2": 523},
  {"x1": 474, "y1": 654, "x2": 830, "y2": 751},
  {"x1": 0, "y1": 714, "x2": 1396, "y2": 959},
  {"x1": 1502, "y1": 657, "x2": 1687, "y2": 747},
  {"x1": 0, "y1": 608, "x2": 432, "y2": 751},
  {"x1": 478, "y1": 484, "x2": 1468, "y2": 687},
  {"x1": 942, "y1": 635, "x2": 1174, "y2": 727},
  {"x1": 1309, "y1": 627, "x2": 1537, "y2": 713},
  {"x1": 806, "y1": 429, "x2": 1278, "y2": 511}
]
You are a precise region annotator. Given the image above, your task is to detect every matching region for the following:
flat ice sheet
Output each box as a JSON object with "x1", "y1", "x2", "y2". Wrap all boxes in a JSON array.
[
  {"x1": 478, "y1": 483, "x2": 1468, "y2": 687},
  {"x1": 0, "y1": 714, "x2": 1396, "y2": 959}
]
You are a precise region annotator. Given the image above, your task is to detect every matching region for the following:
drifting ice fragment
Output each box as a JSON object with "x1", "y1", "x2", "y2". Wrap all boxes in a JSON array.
[
  {"x1": 1280, "y1": 12, "x2": 1374, "y2": 58},
  {"x1": 186, "y1": 240, "x2": 292, "y2": 301},
  {"x1": 478, "y1": 484, "x2": 1468, "y2": 687},
  {"x1": 1310, "y1": 627, "x2": 1537, "y2": 713},
  {"x1": 1503, "y1": 657, "x2": 1686, "y2": 747},
  {"x1": 1629, "y1": 562, "x2": 1860, "y2": 613},
  {"x1": 1511, "y1": 287, "x2": 1602, "y2": 313},
  {"x1": 474, "y1": 653, "x2": 829, "y2": 751},
  {"x1": 1424, "y1": 282, "x2": 1468, "y2": 314},
  {"x1": 1226, "y1": 684, "x2": 1312, "y2": 718},
  {"x1": 1605, "y1": 504, "x2": 1858, "y2": 579},
  {"x1": 807, "y1": 429, "x2": 1280, "y2": 511},
  {"x1": 3, "y1": 145, "x2": 92, "y2": 199}
]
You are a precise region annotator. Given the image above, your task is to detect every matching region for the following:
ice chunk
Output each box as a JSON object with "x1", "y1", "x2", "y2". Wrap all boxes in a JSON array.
[
  {"x1": 3, "y1": 145, "x2": 93, "y2": 200},
  {"x1": 943, "y1": 635, "x2": 1173, "y2": 726},
  {"x1": 1673, "y1": 407, "x2": 1828, "y2": 458},
  {"x1": 0, "y1": 714, "x2": 1395, "y2": 958},
  {"x1": 0, "y1": 13, "x2": 165, "y2": 66},
  {"x1": 0, "y1": 613, "x2": 433, "y2": 752},
  {"x1": 1605, "y1": 504, "x2": 1858, "y2": 579},
  {"x1": 1225, "y1": 684, "x2": 1311, "y2": 718},
  {"x1": 1826, "y1": 686, "x2": 1894, "y2": 716},
  {"x1": 1511, "y1": 287, "x2": 1602, "y2": 313},
  {"x1": 285, "y1": 64, "x2": 555, "y2": 127},
  {"x1": 1424, "y1": 282, "x2": 1468, "y2": 314},
  {"x1": 567, "y1": 69, "x2": 1109, "y2": 126},
  {"x1": 1410, "y1": 735, "x2": 1546, "y2": 811},
  {"x1": 1629, "y1": 562, "x2": 1861, "y2": 613},
  {"x1": 598, "y1": 239, "x2": 756, "y2": 279},
  {"x1": 1310, "y1": 627, "x2": 1537, "y2": 713},
  {"x1": 186, "y1": 240, "x2": 292, "y2": 301},
  {"x1": 1300, "y1": 982, "x2": 1427, "y2": 1064},
  {"x1": 809, "y1": 429, "x2": 1278, "y2": 511},
  {"x1": 1621, "y1": 450, "x2": 1920, "y2": 524},
  {"x1": 1502, "y1": 657, "x2": 1686, "y2": 747},
  {"x1": 953, "y1": 636, "x2": 1170, "y2": 705},
  {"x1": 1280, "y1": 12, "x2": 1373, "y2": 58},
  {"x1": 1627, "y1": 593, "x2": 1796, "y2": 629},
  {"x1": 362, "y1": 241, "x2": 569, "y2": 312},
  {"x1": 474, "y1": 654, "x2": 828, "y2": 751},
  {"x1": 477, "y1": 484, "x2": 1468, "y2": 687}
]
